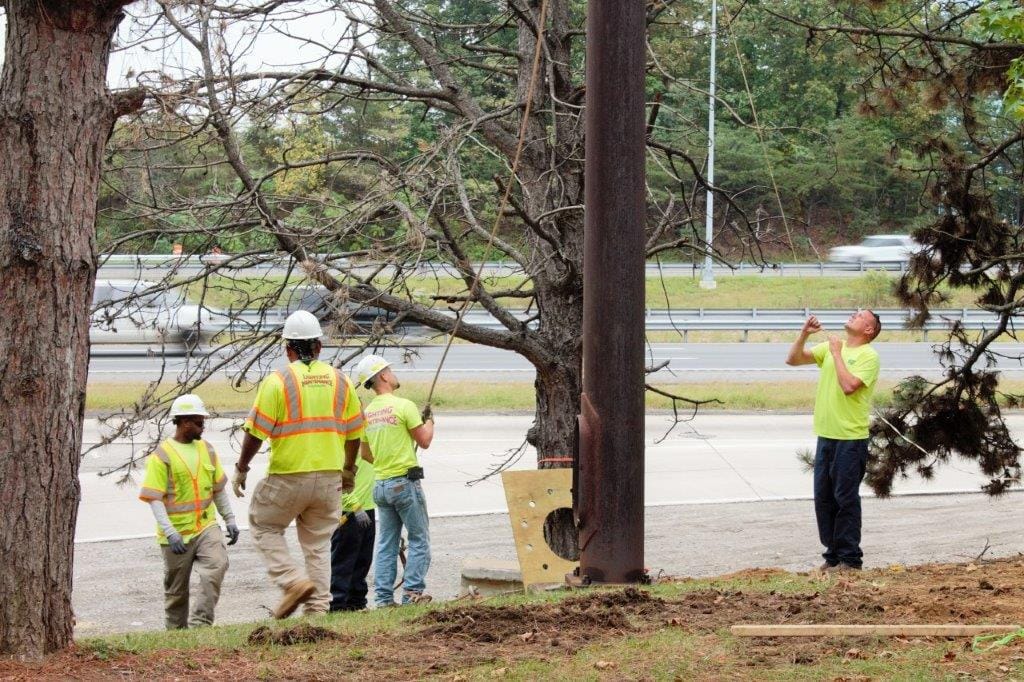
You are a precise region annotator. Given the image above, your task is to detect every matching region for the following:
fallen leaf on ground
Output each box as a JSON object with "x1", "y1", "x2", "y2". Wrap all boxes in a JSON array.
[{"x1": 595, "y1": 661, "x2": 617, "y2": 670}]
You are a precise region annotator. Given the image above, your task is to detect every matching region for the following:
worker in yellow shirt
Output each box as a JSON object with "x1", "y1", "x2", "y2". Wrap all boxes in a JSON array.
[
  {"x1": 354, "y1": 355, "x2": 434, "y2": 607},
  {"x1": 329, "y1": 453, "x2": 375, "y2": 611},
  {"x1": 232, "y1": 310, "x2": 364, "y2": 619},
  {"x1": 786, "y1": 309, "x2": 881, "y2": 572},
  {"x1": 138, "y1": 394, "x2": 239, "y2": 630}
]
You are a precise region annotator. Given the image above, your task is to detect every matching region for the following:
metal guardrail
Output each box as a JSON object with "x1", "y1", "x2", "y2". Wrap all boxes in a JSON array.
[
  {"x1": 453, "y1": 307, "x2": 1000, "y2": 339},
  {"x1": 637, "y1": 308, "x2": 1000, "y2": 341},
  {"x1": 92, "y1": 306, "x2": 1003, "y2": 346}
]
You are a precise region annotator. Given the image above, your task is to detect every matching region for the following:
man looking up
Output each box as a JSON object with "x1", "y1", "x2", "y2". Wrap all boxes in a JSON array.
[
  {"x1": 786, "y1": 309, "x2": 881, "y2": 572},
  {"x1": 354, "y1": 355, "x2": 434, "y2": 606},
  {"x1": 138, "y1": 394, "x2": 239, "y2": 629},
  {"x1": 233, "y1": 310, "x2": 364, "y2": 618}
]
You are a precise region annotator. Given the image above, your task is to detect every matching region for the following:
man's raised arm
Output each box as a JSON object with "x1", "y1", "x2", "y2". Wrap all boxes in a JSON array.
[{"x1": 786, "y1": 316, "x2": 822, "y2": 366}]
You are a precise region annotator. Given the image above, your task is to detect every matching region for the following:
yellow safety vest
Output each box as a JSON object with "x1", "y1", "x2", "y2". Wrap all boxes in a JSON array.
[
  {"x1": 139, "y1": 439, "x2": 224, "y2": 544},
  {"x1": 245, "y1": 361, "x2": 364, "y2": 474}
]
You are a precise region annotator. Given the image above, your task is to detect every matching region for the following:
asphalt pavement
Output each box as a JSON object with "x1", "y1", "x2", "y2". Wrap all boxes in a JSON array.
[
  {"x1": 74, "y1": 493, "x2": 1024, "y2": 636},
  {"x1": 86, "y1": 342, "x2": 1024, "y2": 383},
  {"x1": 72, "y1": 411, "x2": 1024, "y2": 636},
  {"x1": 80, "y1": 414, "x2": 1024, "y2": 543}
]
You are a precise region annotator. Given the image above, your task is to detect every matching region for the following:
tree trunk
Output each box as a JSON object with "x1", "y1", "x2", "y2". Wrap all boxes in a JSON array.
[
  {"x1": 529, "y1": 222, "x2": 584, "y2": 561},
  {"x1": 0, "y1": 0, "x2": 135, "y2": 658}
]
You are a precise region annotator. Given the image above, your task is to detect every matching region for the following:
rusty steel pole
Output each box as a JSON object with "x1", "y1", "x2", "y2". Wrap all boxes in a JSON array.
[{"x1": 575, "y1": 0, "x2": 646, "y2": 584}]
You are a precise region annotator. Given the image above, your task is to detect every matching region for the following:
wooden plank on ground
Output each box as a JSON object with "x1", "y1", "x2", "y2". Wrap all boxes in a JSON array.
[{"x1": 731, "y1": 624, "x2": 1022, "y2": 638}]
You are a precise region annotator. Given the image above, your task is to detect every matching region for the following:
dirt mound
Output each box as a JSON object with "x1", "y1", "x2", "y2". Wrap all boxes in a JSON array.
[
  {"x1": 247, "y1": 623, "x2": 343, "y2": 646},
  {"x1": 417, "y1": 587, "x2": 660, "y2": 643},
  {"x1": 9, "y1": 559, "x2": 1024, "y2": 680}
]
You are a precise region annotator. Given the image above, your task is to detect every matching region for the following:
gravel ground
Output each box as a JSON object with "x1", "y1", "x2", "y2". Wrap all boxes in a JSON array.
[{"x1": 73, "y1": 492, "x2": 1024, "y2": 637}]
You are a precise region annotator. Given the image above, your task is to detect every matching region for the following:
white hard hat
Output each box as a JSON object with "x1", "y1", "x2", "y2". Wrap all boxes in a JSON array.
[
  {"x1": 169, "y1": 394, "x2": 210, "y2": 418},
  {"x1": 282, "y1": 310, "x2": 323, "y2": 340},
  {"x1": 355, "y1": 354, "x2": 391, "y2": 388}
]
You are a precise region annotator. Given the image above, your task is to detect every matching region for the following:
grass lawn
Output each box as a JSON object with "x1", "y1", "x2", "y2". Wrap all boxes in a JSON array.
[
  {"x1": 7, "y1": 559, "x2": 1024, "y2": 679},
  {"x1": 182, "y1": 272, "x2": 980, "y2": 311},
  {"x1": 85, "y1": 378, "x2": 1024, "y2": 415},
  {"x1": 85, "y1": 380, "x2": 879, "y2": 414}
]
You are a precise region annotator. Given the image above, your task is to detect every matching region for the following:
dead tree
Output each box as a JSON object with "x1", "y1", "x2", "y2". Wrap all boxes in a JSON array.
[{"x1": 100, "y1": 0, "x2": 763, "y2": 555}]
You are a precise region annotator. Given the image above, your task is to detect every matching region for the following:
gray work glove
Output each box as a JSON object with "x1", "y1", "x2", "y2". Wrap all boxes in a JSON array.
[
  {"x1": 167, "y1": 532, "x2": 188, "y2": 555},
  {"x1": 420, "y1": 404, "x2": 433, "y2": 422},
  {"x1": 225, "y1": 523, "x2": 240, "y2": 546},
  {"x1": 352, "y1": 510, "x2": 372, "y2": 530},
  {"x1": 232, "y1": 467, "x2": 248, "y2": 498}
]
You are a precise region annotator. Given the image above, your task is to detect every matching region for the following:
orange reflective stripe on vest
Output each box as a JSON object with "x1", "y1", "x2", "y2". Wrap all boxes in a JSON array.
[{"x1": 162, "y1": 439, "x2": 212, "y2": 535}]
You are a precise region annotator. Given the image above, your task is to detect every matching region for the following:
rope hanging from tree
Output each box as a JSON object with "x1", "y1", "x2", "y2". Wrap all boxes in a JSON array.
[{"x1": 422, "y1": 0, "x2": 551, "y2": 409}]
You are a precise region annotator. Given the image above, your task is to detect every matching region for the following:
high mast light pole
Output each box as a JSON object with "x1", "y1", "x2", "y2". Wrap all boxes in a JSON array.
[{"x1": 700, "y1": 0, "x2": 718, "y2": 290}]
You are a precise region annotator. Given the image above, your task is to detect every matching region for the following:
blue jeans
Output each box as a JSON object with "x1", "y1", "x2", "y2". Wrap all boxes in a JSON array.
[
  {"x1": 329, "y1": 509, "x2": 375, "y2": 611},
  {"x1": 373, "y1": 477, "x2": 430, "y2": 606},
  {"x1": 814, "y1": 437, "x2": 868, "y2": 568}
]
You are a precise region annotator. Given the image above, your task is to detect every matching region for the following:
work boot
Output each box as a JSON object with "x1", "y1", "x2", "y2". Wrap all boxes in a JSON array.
[
  {"x1": 404, "y1": 591, "x2": 432, "y2": 605},
  {"x1": 826, "y1": 563, "x2": 861, "y2": 573},
  {"x1": 273, "y1": 579, "x2": 316, "y2": 619},
  {"x1": 818, "y1": 562, "x2": 835, "y2": 571}
]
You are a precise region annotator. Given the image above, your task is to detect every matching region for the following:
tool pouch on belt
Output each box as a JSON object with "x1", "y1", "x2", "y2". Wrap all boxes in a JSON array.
[{"x1": 406, "y1": 466, "x2": 425, "y2": 480}]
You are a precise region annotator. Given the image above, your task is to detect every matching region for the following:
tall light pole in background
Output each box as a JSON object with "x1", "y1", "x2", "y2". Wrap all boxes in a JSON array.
[{"x1": 700, "y1": 0, "x2": 718, "y2": 290}]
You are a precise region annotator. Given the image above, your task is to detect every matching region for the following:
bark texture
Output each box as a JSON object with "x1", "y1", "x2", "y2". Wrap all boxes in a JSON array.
[{"x1": 0, "y1": 0, "x2": 134, "y2": 658}]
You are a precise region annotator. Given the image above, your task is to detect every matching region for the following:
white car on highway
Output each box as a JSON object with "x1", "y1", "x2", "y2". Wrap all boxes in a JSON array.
[
  {"x1": 828, "y1": 234, "x2": 920, "y2": 265},
  {"x1": 90, "y1": 279, "x2": 227, "y2": 350}
]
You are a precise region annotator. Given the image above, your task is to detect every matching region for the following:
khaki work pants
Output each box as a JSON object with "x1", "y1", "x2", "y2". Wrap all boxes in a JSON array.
[
  {"x1": 161, "y1": 524, "x2": 229, "y2": 630},
  {"x1": 249, "y1": 471, "x2": 341, "y2": 614}
]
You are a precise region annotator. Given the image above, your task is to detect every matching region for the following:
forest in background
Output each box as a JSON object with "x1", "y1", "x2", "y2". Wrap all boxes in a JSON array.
[{"x1": 95, "y1": 0, "x2": 1021, "y2": 262}]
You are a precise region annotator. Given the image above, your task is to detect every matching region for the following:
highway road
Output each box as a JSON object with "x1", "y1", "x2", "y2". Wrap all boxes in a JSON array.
[
  {"x1": 79, "y1": 413, "x2": 1024, "y2": 544},
  {"x1": 87, "y1": 341, "x2": 1024, "y2": 383},
  {"x1": 98, "y1": 258, "x2": 905, "y2": 280}
]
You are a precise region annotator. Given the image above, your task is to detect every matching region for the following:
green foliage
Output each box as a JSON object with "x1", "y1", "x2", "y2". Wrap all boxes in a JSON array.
[
  {"x1": 981, "y1": 0, "x2": 1024, "y2": 119},
  {"x1": 645, "y1": 0, "x2": 937, "y2": 257},
  {"x1": 100, "y1": 0, "x2": 948, "y2": 258}
]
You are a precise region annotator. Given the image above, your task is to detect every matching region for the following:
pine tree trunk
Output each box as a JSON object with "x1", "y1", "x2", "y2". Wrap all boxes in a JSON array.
[
  {"x1": 529, "y1": 239, "x2": 584, "y2": 561},
  {"x1": 0, "y1": 0, "x2": 136, "y2": 658}
]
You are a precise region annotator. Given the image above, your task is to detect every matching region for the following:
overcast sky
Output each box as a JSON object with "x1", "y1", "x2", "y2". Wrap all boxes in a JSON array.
[{"x1": 0, "y1": 3, "x2": 351, "y2": 89}]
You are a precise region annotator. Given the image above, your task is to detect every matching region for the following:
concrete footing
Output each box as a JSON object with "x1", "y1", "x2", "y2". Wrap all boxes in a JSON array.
[{"x1": 460, "y1": 559, "x2": 524, "y2": 597}]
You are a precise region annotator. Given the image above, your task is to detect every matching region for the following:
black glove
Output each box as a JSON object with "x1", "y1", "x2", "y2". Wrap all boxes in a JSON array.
[
  {"x1": 167, "y1": 532, "x2": 188, "y2": 555},
  {"x1": 420, "y1": 404, "x2": 433, "y2": 422},
  {"x1": 226, "y1": 523, "x2": 240, "y2": 546}
]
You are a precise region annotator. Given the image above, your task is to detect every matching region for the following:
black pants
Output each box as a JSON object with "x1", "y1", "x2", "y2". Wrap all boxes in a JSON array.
[
  {"x1": 329, "y1": 509, "x2": 376, "y2": 611},
  {"x1": 813, "y1": 437, "x2": 868, "y2": 568}
]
